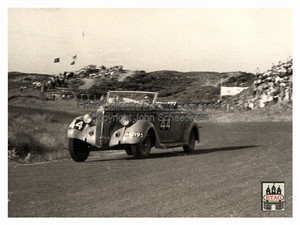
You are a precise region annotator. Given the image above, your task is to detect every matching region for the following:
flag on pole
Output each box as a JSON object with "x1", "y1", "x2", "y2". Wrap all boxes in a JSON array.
[
  {"x1": 54, "y1": 58, "x2": 60, "y2": 63},
  {"x1": 72, "y1": 54, "x2": 77, "y2": 60},
  {"x1": 70, "y1": 61, "x2": 75, "y2": 65}
]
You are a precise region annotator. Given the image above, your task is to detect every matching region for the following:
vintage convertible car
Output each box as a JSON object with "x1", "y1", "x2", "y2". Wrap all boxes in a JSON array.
[{"x1": 67, "y1": 91, "x2": 201, "y2": 161}]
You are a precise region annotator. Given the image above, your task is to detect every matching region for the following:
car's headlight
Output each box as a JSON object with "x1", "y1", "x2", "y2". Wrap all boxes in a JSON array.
[
  {"x1": 119, "y1": 115, "x2": 130, "y2": 126},
  {"x1": 83, "y1": 114, "x2": 92, "y2": 124}
]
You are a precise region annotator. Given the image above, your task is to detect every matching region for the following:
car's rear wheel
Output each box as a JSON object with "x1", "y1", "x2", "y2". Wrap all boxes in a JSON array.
[
  {"x1": 131, "y1": 135, "x2": 152, "y2": 159},
  {"x1": 183, "y1": 130, "x2": 196, "y2": 152},
  {"x1": 68, "y1": 138, "x2": 90, "y2": 162}
]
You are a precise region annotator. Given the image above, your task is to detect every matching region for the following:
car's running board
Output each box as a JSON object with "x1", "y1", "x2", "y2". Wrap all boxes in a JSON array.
[{"x1": 158, "y1": 142, "x2": 186, "y2": 149}]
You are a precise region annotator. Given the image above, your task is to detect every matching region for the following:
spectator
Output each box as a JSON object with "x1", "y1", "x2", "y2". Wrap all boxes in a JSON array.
[
  {"x1": 249, "y1": 100, "x2": 254, "y2": 110},
  {"x1": 284, "y1": 87, "x2": 290, "y2": 102},
  {"x1": 259, "y1": 99, "x2": 265, "y2": 108},
  {"x1": 246, "y1": 58, "x2": 292, "y2": 109}
]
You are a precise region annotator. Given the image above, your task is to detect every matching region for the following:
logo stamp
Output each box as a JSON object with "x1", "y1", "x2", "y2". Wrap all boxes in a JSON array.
[{"x1": 262, "y1": 182, "x2": 285, "y2": 211}]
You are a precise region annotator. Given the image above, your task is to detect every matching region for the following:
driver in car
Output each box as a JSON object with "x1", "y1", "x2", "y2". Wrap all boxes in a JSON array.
[{"x1": 142, "y1": 95, "x2": 151, "y2": 104}]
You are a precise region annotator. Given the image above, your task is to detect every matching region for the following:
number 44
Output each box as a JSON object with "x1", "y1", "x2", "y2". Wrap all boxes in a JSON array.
[
  {"x1": 160, "y1": 118, "x2": 171, "y2": 130},
  {"x1": 69, "y1": 120, "x2": 84, "y2": 130}
]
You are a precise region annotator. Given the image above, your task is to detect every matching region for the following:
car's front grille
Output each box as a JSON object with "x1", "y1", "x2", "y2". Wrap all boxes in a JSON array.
[{"x1": 96, "y1": 111, "x2": 113, "y2": 147}]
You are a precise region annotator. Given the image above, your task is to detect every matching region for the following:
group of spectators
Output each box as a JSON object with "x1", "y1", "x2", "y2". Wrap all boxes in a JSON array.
[
  {"x1": 75, "y1": 65, "x2": 123, "y2": 78},
  {"x1": 30, "y1": 74, "x2": 68, "y2": 92},
  {"x1": 244, "y1": 58, "x2": 293, "y2": 110},
  {"x1": 90, "y1": 65, "x2": 123, "y2": 78}
]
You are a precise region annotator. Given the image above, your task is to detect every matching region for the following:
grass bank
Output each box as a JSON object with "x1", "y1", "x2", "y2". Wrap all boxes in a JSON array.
[{"x1": 8, "y1": 112, "x2": 70, "y2": 163}]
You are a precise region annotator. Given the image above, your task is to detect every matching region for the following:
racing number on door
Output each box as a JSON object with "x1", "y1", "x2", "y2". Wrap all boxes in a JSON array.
[{"x1": 159, "y1": 116, "x2": 171, "y2": 130}]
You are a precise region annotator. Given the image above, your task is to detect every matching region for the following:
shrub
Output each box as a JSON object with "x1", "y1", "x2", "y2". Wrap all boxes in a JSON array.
[{"x1": 8, "y1": 112, "x2": 69, "y2": 163}]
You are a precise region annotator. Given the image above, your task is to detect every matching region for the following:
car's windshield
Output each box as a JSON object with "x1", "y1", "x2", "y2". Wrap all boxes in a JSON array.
[{"x1": 106, "y1": 91, "x2": 157, "y2": 105}]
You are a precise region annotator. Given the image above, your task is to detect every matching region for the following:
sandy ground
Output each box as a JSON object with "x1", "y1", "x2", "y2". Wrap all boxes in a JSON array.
[
  {"x1": 117, "y1": 71, "x2": 135, "y2": 82},
  {"x1": 78, "y1": 78, "x2": 95, "y2": 89}
]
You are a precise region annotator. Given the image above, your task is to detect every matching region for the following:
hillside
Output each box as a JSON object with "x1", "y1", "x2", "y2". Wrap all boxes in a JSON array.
[
  {"x1": 88, "y1": 70, "x2": 256, "y2": 103},
  {"x1": 9, "y1": 57, "x2": 292, "y2": 109},
  {"x1": 8, "y1": 69, "x2": 256, "y2": 104}
]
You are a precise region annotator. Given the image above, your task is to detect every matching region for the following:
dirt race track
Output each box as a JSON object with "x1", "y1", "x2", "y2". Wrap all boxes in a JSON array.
[{"x1": 8, "y1": 117, "x2": 292, "y2": 217}]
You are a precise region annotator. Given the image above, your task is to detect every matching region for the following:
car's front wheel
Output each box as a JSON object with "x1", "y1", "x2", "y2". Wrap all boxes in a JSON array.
[
  {"x1": 183, "y1": 130, "x2": 196, "y2": 152},
  {"x1": 131, "y1": 135, "x2": 152, "y2": 159},
  {"x1": 68, "y1": 138, "x2": 90, "y2": 162},
  {"x1": 125, "y1": 148, "x2": 133, "y2": 155}
]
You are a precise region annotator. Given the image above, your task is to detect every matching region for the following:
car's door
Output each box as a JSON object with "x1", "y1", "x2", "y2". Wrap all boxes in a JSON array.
[{"x1": 153, "y1": 109, "x2": 185, "y2": 142}]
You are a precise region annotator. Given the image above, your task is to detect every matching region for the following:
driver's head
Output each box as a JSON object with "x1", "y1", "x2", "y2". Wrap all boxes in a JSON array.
[{"x1": 144, "y1": 95, "x2": 150, "y2": 101}]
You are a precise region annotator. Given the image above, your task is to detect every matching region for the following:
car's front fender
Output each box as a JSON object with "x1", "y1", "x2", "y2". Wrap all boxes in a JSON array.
[
  {"x1": 109, "y1": 120, "x2": 158, "y2": 147},
  {"x1": 67, "y1": 118, "x2": 96, "y2": 146}
]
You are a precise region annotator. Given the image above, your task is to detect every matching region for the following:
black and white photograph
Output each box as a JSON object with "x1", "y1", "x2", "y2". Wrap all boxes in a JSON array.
[{"x1": 4, "y1": 1, "x2": 299, "y2": 223}]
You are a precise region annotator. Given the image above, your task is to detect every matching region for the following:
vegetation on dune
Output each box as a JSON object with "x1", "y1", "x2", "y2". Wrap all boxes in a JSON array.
[
  {"x1": 8, "y1": 112, "x2": 70, "y2": 163},
  {"x1": 68, "y1": 78, "x2": 85, "y2": 89},
  {"x1": 8, "y1": 72, "x2": 53, "y2": 82},
  {"x1": 8, "y1": 69, "x2": 256, "y2": 104},
  {"x1": 221, "y1": 72, "x2": 256, "y2": 87},
  {"x1": 86, "y1": 70, "x2": 256, "y2": 103}
]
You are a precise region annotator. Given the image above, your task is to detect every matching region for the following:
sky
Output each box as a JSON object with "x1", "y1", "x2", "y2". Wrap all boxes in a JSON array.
[{"x1": 7, "y1": 7, "x2": 293, "y2": 75}]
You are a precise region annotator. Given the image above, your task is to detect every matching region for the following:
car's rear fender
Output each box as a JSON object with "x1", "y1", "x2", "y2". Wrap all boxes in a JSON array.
[{"x1": 182, "y1": 121, "x2": 200, "y2": 143}]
